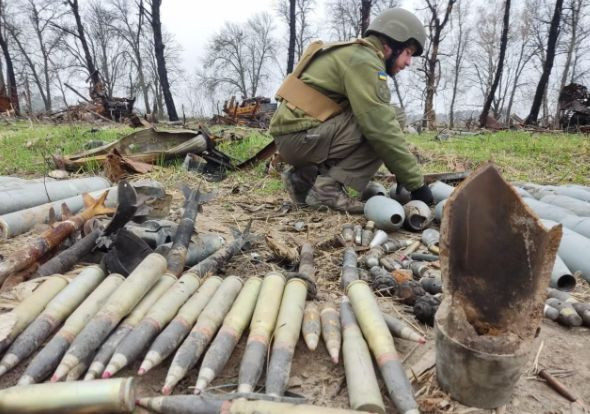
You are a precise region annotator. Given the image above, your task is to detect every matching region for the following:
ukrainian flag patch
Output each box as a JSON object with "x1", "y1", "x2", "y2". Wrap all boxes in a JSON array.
[{"x1": 378, "y1": 71, "x2": 387, "y2": 81}]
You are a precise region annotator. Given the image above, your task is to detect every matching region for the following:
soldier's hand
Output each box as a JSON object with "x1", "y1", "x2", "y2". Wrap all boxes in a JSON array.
[{"x1": 411, "y1": 184, "x2": 434, "y2": 205}]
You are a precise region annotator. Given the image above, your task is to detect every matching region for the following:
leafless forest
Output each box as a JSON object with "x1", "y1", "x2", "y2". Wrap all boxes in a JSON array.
[{"x1": 0, "y1": 0, "x2": 589, "y2": 128}]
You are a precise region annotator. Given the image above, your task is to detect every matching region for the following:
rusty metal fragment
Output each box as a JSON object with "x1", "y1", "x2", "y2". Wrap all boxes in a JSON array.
[{"x1": 436, "y1": 164, "x2": 562, "y2": 409}]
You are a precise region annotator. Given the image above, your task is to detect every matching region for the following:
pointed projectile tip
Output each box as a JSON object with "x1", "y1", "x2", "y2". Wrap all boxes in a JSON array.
[
  {"x1": 137, "y1": 368, "x2": 145, "y2": 376},
  {"x1": 102, "y1": 371, "x2": 112, "y2": 379},
  {"x1": 161, "y1": 385, "x2": 172, "y2": 395}
]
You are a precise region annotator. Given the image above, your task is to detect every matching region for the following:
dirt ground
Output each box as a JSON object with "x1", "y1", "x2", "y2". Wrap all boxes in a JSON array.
[{"x1": 0, "y1": 171, "x2": 589, "y2": 414}]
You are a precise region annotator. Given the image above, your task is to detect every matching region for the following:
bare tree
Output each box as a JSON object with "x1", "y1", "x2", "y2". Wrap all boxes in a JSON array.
[
  {"x1": 277, "y1": 0, "x2": 317, "y2": 62},
  {"x1": 0, "y1": 0, "x2": 19, "y2": 113},
  {"x1": 526, "y1": 0, "x2": 564, "y2": 125},
  {"x1": 327, "y1": 0, "x2": 398, "y2": 41},
  {"x1": 200, "y1": 12, "x2": 277, "y2": 98},
  {"x1": 360, "y1": 0, "x2": 372, "y2": 35},
  {"x1": 421, "y1": 0, "x2": 456, "y2": 129},
  {"x1": 286, "y1": 0, "x2": 296, "y2": 73},
  {"x1": 148, "y1": 0, "x2": 178, "y2": 121},
  {"x1": 448, "y1": 1, "x2": 470, "y2": 128},
  {"x1": 479, "y1": 0, "x2": 511, "y2": 127}
]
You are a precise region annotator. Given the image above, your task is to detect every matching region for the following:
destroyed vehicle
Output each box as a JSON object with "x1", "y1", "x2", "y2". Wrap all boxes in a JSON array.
[
  {"x1": 212, "y1": 96, "x2": 277, "y2": 128},
  {"x1": 558, "y1": 83, "x2": 590, "y2": 132}
]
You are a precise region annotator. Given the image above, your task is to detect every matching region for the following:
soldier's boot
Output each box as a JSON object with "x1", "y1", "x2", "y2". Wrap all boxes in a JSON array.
[
  {"x1": 305, "y1": 175, "x2": 364, "y2": 214},
  {"x1": 282, "y1": 166, "x2": 317, "y2": 206}
]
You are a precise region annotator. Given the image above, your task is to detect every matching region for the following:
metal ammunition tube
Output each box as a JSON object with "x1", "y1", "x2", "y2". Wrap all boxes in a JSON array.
[
  {"x1": 559, "y1": 216, "x2": 590, "y2": 239},
  {"x1": 571, "y1": 302, "x2": 590, "y2": 326},
  {"x1": 363, "y1": 247, "x2": 384, "y2": 269},
  {"x1": 0, "y1": 266, "x2": 105, "y2": 377},
  {"x1": 541, "y1": 194, "x2": 590, "y2": 216},
  {"x1": 195, "y1": 276, "x2": 262, "y2": 393},
  {"x1": 361, "y1": 228, "x2": 373, "y2": 247},
  {"x1": 380, "y1": 256, "x2": 402, "y2": 271},
  {"x1": 409, "y1": 261, "x2": 430, "y2": 279},
  {"x1": 0, "y1": 276, "x2": 67, "y2": 355},
  {"x1": 340, "y1": 248, "x2": 359, "y2": 290},
  {"x1": 0, "y1": 377, "x2": 134, "y2": 413},
  {"x1": 320, "y1": 305, "x2": 341, "y2": 364},
  {"x1": 403, "y1": 200, "x2": 432, "y2": 231},
  {"x1": 353, "y1": 224, "x2": 362, "y2": 245},
  {"x1": 163, "y1": 276, "x2": 243, "y2": 395},
  {"x1": 238, "y1": 271, "x2": 286, "y2": 393},
  {"x1": 369, "y1": 229, "x2": 388, "y2": 248},
  {"x1": 341, "y1": 297, "x2": 385, "y2": 414},
  {"x1": 421, "y1": 228, "x2": 440, "y2": 251},
  {"x1": 302, "y1": 301, "x2": 321, "y2": 351},
  {"x1": 382, "y1": 238, "x2": 410, "y2": 253},
  {"x1": 341, "y1": 224, "x2": 354, "y2": 242},
  {"x1": 347, "y1": 280, "x2": 418, "y2": 414},
  {"x1": 19, "y1": 274, "x2": 124, "y2": 384},
  {"x1": 266, "y1": 278, "x2": 308, "y2": 396},
  {"x1": 382, "y1": 313, "x2": 426, "y2": 344},
  {"x1": 138, "y1": 276, "x2": 223, "y2": 375},
  {"x1": 542, "y1": 220, "x2": 590, "y2": 283},
  {"x1": 52, "y1": 253, "x2": 166, "y2": 381},
  {"x1": 550, "y1": 255, "x2": 576, "y2": 291}
]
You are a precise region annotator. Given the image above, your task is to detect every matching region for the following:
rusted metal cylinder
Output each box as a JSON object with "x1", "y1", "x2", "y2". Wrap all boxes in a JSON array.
[
  {"x1": 302, "y1": 301, "x2": 321, "y2": 351},
  {"x1": 0, "y1": 276, "x2": 68, "y2": 355},
  {"x1": 0, "y1": 265, "x2": 105, "y2": 377},
  {"x1": 341, "y1": 296, "x2": 385, "y2": 414},
  {"x1": 550, "y1": 255, "x2": 576, "y2": 291},
  {"x1": 0, "y1": 377, "x2": 134, "y2": 413},
  {"x1": 162, "y1": 276, "x2": 243, "y2": 395},
  {"x1": 363, "y1": 246, "x2": 384, "y2": 269},
  {"x1": 195, "y1": 276, "x2": 262, "y2": 393},
  {"x1": 238, "y1": 271, "x2": 286, "y2": 393},
  {"x1": 320, "y1": 304, "x2": 342, "y2": 364},
  {"x1": 19, "y1": 273, "x2": 124, "y2": 385},
  {"x1": 138, "y1": 275, "x2": 223, "y2": 375},
  {"x1": 403, "y1": 200, "x2": 432, "y2": 231},
  {"x1": 52, "y1": 253, "x2": 166, "y2": 381},
  {"x1": 35, "y1": 229, "x2": 101, "y2": 277},
  {"x1": 266, "y1": 277, "x2": 308, "y2": 396},
  {"x1": 364, "y1": 196, "x2": 405, "y2": 231},
  {"x1": 347, "y1": 280, "x2": 418, "y2": 414}
]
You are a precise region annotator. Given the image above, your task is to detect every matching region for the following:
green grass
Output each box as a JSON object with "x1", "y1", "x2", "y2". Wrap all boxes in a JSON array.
[
  {"x1": 407, "y1": 130, "x2": 590, "y2": 185},
  {"x1": 0, "y1": 121, "x2": 132, "y2": 175}
]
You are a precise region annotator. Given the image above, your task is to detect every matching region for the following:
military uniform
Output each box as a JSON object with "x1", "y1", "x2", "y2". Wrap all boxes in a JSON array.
[{"x1": 269, "y1": 35, "x2": 424, "y2": 194}]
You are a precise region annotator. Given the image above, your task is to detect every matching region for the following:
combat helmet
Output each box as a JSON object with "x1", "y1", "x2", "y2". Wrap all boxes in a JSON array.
[{"x1": 366, "y1": 8, "x2": 426, "y2": 56}]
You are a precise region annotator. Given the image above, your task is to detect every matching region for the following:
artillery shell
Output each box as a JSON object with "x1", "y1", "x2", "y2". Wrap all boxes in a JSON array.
[
  {"x1": 0, "y1": 276, "x2": 67, "y2": 355},
  {"x1": 363, "y1": 247, "x2": 384, "y2": 269},
  {"x1": 0, "y1": 265, "x2": 105, "y2": 377},
  {"x1": 420, "y1": 275, "x2": 442, "y2": 294},
  {"x1": 19, "y1": 273, "x2": 124, "y2": 385},
  {"x1": 340, "y1": 248, "x2": 359, "y2": 290},
  {"x1": 341, "y1": 224, "x2": 354, "y2": 242},
  {"x1": 302, "y1": 301, "x2": 321, "y2": 351},
  {"x1": 353, "y1": 224, "x2": 363, "y2": 245},
  {"x1": 382, "y1": 238, "x2": 411, "y2": 253},
  {"x1": 347, "y1": 280, "x2": 418, "y2": 414},
  {"x1": 403, "y1": 200, "x2": 432, "y2": 231},
  {"x1": 361, "y1": 229, "x2": 373, "y2": 247},
  {"x1": 238, "y1": 271, "x2": 285, "y2": 393},
  {"x1": 572, "y1": 302, "x2": 590, "y2": 326},
  {"x1": 380, "y1": 256, "x2": 402, "y2": 271},
  {"x1": 162, "y1": 276, "x2": 243, "y2": 395},
  {"x1": 369, "y1": 229, "x2": 388, "y2": 248},
  {"x1": 546, "y1": 298, "x2": 582, "y2": 326},
  {"x1": 138, "y1": 276, "x2": 223, "y2": 375},
  {"x1": 382, "y1": 313, "x2": 426, "y2": 344},
  {"x1": 370, "y1": 266, "x2": 397, "y2": 296},
  {"x1": 320, "y1": 305, "x2": 341, "y2": 364},
  {"x1": 341, "y1": 297, "x2": 385, "y2": 414},
  {"x1": 266, "y1": 278, "x2": 308, "y2": 396},
  {"x1": 544, "y1": 304, "x2": 559, "y2": 321},
  {"x1": 52, "y1": 253, "x2": 166, "y2": 381},
  {"x1": 195, "y1": 276, "x2": 262, "y2": 393}
]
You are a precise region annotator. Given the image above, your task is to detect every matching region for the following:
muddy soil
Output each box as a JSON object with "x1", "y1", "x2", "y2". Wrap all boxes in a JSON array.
[{"x1": 0, "y1": 172, "x2": 588, "y2": 414}]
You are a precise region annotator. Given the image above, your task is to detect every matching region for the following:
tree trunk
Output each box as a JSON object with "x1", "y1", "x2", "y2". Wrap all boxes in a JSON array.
[
  {"x1": 360, "y1": 0, "x2": 372, "y2": 36},
  {"x1": 479, "y1": 0, "x2": 511, "y2": 127},
  {"x1": 150, "y1": 0, "x2": 178, "y2": 121},
  {"x1": 0, "y1": 23, "x2": 19, "y2": 114},
  {"x1": 68, "y1": 0, "x2": 100, "y2": 88},
  {"x1": 526, "y1": 0, "x2": 564, "y2": 125},
  {"x1": 286, "y1": 0, "x2": 296, "y2": 74}
]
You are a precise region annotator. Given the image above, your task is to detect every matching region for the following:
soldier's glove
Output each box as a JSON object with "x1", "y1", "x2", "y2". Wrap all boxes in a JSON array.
[{"x1": 411, "y1": 184, "x2": 434, "y2": 206}]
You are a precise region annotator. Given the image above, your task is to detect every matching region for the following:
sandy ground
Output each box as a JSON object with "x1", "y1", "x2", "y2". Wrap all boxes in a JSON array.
[{"x1": 0, "y1": 171, "x2": 588, "y2": 414}]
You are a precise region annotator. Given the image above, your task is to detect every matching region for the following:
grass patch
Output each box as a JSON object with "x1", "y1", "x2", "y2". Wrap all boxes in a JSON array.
[{"x1": 408, "y1": 130, "x2": 590, "y2": 184}]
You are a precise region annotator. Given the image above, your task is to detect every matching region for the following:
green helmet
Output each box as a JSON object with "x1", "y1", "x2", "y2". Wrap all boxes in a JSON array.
[{"x1": 366, "y1": 8, "x2": 426, "y2": 56}]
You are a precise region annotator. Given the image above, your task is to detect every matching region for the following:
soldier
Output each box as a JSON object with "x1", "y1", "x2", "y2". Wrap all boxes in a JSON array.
[{"x1": 269, "y1": 8, "x2": 433, "y2": 213}]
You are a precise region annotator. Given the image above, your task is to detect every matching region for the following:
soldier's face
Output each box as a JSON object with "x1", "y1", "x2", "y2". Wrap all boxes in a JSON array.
[{"x1": 392, "y1": 47, "x2": 415, "y2": 74}]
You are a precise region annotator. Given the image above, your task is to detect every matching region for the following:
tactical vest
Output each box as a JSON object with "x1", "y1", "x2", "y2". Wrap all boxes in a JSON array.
[{"x1": 275, "y1": 39, "x2": 385, "y2": 122}]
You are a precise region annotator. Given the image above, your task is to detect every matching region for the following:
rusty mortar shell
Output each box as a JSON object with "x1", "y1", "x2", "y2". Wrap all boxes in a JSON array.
[
  {"x1": 195, "y1": 276, "x2": 262, "y2": 393},
  {"x1": 19, "y1": 273, "x2": 124, "y2": 385},
  {"x1": 571, "y1": 302, "x2": 590, "y2": 326},
  {"x1": 341, "y1": 224, "x2": 354, "y2": 242},
  {"x1": 544, "y1": 304, "x2": 560, "y2": 321},
  {"x1": 341, "y1": 296, "x2": 385, "y2": 414},
  {"x1": 101, "y1": 272, "x2": 179, "y2": 378},
  {"x1": 139, "y1": 395, "x2": 374, "y2": 414},
  {"x1": 0, "y1": 377, "x2": 134, "y2": 413},
  {"x1": 0, "y1": 265, "x2": 105, "y2": 377},
  {"x1": 420, "y1": 274, "x2": 443, "y2": 294},
  {"x1": 138, "y1": 275, "x2": 223, "y2": 375},
  {"x1": 363, "y1": 246, "x2": 384, "y2": 269},
  {"x1": 361, "y1": 181, "x2": 387, "y2": 201},
  {"x1": 238, "y1": 271, "x2": 286, "y2": 393},
  {"x1": 341, "y1": 247, "x2": 359, "y2": 290},
  {"x1": 364, "y1": 196, "x2": 405, "y2": 231},
  {"x1": 382, "y1": 313, "x2": 426, "y2": 344},
  {"x1": 0, "y1": 276, "x2": 67, "y2": 355},
  {"x1": 320, "y1": 304, "x2": 341, "y2": 364},
  {"x1": 302, "y1": 301, "x2": 321, "y2": 351},
  {"x1": 382, "y1": 238, "x2": 411, "y2": 253},
  {"x1": 545, "y1": 298, "x2": 582, "y2": 326},
  {"x1": 369, "y1": 229, "x2": 388, "y2": 249},
  {"x1": 162, "y1": 276, "x2": 243, "y2": 395},
  {"x1": 403, "y1": 200, "x2": 432, "y2": 231},
  {"x1": 102, "y1": 272, "x2": 202, "y2": 379},
  {"x1": 353, "y1": 224, "x2": 363, "y2": 245},
  {"x1": 52, "y1": 253, "x2": 166, "y2": 381},
  {"x1": 266, "y1": 277, "x2": 308, "y2": 396},
  {"x1": 347, "y1": 280, "x2": 418, "y2": 414}
]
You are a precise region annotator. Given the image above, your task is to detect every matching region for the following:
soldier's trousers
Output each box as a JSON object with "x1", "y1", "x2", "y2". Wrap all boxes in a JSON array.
[{"x1": 273, "y1": 110, "x2": 384, "y2": 192}]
